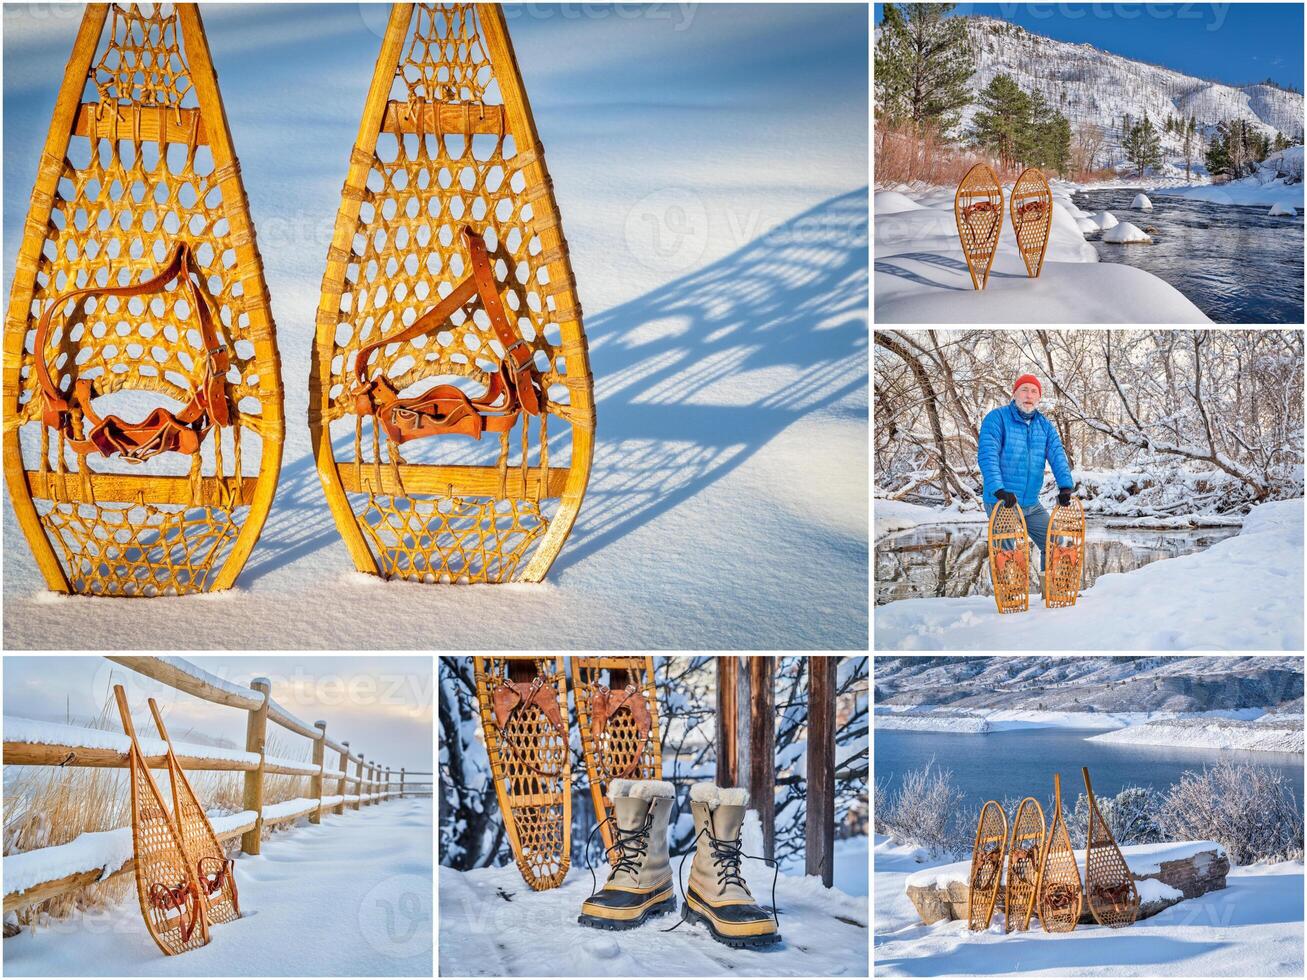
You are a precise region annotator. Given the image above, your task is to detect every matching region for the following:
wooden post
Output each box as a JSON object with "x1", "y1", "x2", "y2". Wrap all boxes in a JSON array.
[
  {"x1": 310, "y1": 720, "x2": 326, "y2": 825},
  {"x1": 716, "y1": 657, "x2": 739, "y2": 787},
  {"x1": 400, "y1": 767, "x2": 406, "y2": 799},
  {"x1": 355, "y1": 753, "x2": 364, "y2": 810},
  {"x1": 241, "y1": 677, "x2": 270, "y2": 855},
  {"x1": 805, "y1": 656, "x2": 836, "y2": 887},
  {"x1": 337, "y1": 742, "x2": 349, "y2": 815},
  {"x1": 736, "y1": 658, "x2": 752, "y2": 793},
  {"x1": 748, "y1": 657, "x2": 777, "y2": 861}
]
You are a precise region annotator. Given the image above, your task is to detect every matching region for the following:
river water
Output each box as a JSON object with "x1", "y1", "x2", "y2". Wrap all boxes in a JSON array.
[
  {"x1": 1073, "y1": 189, "x2": 1304, "y2": 324},
  {"x1": 875, "y1": 726, "x2": 1304, "y2": 817},
  {"x1": 875, "y1": 522, "x2": 1238, "y2": 606}
]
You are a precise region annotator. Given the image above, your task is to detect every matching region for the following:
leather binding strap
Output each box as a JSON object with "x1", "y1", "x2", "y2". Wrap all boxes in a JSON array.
[
  {"x1": 34, "y1": 242, "x2": 232, "y2": 462},
  {"x1": 351, "y1": 225, "x2": 544, "y2": 443}
]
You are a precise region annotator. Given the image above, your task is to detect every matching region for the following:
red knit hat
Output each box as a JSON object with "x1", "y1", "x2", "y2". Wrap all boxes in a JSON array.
[{"x1": 1013, "y1": 374, "x2": 1042, "y2": 397}]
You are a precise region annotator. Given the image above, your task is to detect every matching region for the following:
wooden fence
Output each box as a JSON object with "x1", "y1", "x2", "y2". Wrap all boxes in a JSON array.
[{"x1": 3, "y1": 655, "x2": 431, "y2": 913}]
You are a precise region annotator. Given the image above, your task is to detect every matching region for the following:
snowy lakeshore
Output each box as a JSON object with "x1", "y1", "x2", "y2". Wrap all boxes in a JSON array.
[
  {"x1": 874, "y1": 834, "x2": 1305, "y2": 977},
  {"x1": 874, "y1": 499, "x2": 1304, "y2": 651}
]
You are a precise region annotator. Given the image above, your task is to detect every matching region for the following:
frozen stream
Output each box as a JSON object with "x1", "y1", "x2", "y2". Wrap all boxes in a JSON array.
[
  {"x1": 1073, "y1": 189, "x2": 1304, "y2": 324},
  {"x1": 876, "y1": 521, "x2": 1239, "y2": 606}
]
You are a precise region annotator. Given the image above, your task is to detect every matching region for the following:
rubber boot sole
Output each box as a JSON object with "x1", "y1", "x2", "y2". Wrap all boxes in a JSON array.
[
  {"x1": 577, "y1": 895, "x2": 677, "y2": 931},
  {"x1": 681, "y1": 902, "x2": 782, "y2": 949}
]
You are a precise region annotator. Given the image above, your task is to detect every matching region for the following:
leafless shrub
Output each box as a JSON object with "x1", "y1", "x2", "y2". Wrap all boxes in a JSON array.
[
  {"x1": 1157, "y1": 761, "x2": 1304, "y2": 865},
  {"x1": 1066, "y1": 785, "x2": 1164, "y2": 848},
  {"x1": 876, "y1": 758, "x2": 968, "y2": 858}
]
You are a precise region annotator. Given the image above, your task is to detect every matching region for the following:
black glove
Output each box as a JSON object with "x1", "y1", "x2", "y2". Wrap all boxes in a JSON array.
[
  {"x1": 996, "y1": 490, "x2": 1018, "y2": 509},
  {"x1": 1058, "y1": 488, "x2": 1073, "y2": 507}
]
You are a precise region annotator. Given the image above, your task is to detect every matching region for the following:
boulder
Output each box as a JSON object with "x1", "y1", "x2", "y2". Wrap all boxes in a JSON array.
[{"x1": 904, "y1": 841, "x2": 1229, "y2": 926}]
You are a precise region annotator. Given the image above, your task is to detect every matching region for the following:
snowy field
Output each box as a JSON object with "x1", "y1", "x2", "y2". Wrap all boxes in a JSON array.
[
  {"x1": 873, "y1": 834, "x2": 1305, "y2": 977},
  {"x1": 1, "y1": 5, "x2": 868, "y2": 649},
  {"x1": 874, "y1": 499, "x2": 1304, "y2": 651},
  {"x1": 3, "y1": 796, "x2": 433, "y2": 976},
  {"x1": 1088, "y1": 719, "x2": 1304, "y2": 755},
  {"x1": 439, "y1": 836, "x2": 868, "y2": 977}
]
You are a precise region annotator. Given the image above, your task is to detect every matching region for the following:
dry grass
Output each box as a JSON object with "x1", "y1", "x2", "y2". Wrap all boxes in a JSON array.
[
  {"x1": 874, "y1": 120, "x2": 1016, "y2": 188},
  {"x1": 3, "y1": 696, "x2": 317, "y2": 929}
]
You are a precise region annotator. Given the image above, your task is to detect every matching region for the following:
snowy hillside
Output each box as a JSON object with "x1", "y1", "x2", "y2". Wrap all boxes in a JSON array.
[{"x1": 959, "y1": 16, "x2": 1304, "y2": 159}]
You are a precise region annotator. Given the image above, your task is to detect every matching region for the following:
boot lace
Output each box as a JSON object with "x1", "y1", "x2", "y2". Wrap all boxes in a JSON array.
[
  {"x1": 583, "y1": 811, "x2": 654, "y2": 898},
  {"x1": 662, "y1": 824, "x2": 781, "y2": 933}
]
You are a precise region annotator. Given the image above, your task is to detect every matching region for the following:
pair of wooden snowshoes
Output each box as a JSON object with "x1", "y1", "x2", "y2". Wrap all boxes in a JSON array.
[
  {"x1": 6, "y1": 2, "x2": 593, "y2": 596},
  {"x1": 955, "y1": 164, "x2": 1053, "y2": 289},
  {"x1": 987, "y1": 497, "x2": 1085, "y2": 614},
  {"x1": 967, "y1": 768, "x2": 1139, "y2": 934},
  {"x1": 113, "y1": 685, "x2": 241, "y2": 956},
  {"x1": 473, "y1": 657, "x2": 662, "y2": 890}
]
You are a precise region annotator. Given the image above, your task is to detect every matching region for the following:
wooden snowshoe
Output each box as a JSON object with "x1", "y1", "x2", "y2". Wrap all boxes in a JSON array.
[
  {"x1": 988, "y1": 502, "x2": 1030, "y2": 613},
  {"x1": 1082, "y1": 767, "x2": 1140, "y2": 928},
  {"x1": 1010, "y1": 167, "x2": 1053, "y2": 277},
  {"x1": 4, "y1": 3, "x2": 283, "y2": 596},
  {"x1": 1035, "y1": 772, "x2": 1082, "y2": 932},
  {"x1": 954, "y1": 164, "x2": 1003, "y2": 289},
  {"x1": 1005, "y1": 797, "x2": 1046, "y2": 932},
  {"x1": 571, "y1": 657, "x2": 662, "y2": 862},
  {"x1": 312, "y1": 2, "x2": 594, "y2": 585},
  {"x1": 1044, "y1": 496, "x2": 1085, "y2": 608},
  {"x1": 474, "y1": 656, "x2": 571, "y2": 889},
  {"x1": 147, "y1": 698, "x2": 241, "y2": 927},
  {"x1": 968, "y1": 800, "x2": 1007, "y2": 931},
  {"x1": 112, "y1": 685, "x2": 209, "y2": 955}
]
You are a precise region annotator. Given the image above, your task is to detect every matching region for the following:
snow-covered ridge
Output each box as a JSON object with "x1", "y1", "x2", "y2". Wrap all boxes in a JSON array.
[
  {"x1": 1090, "y1": 718, "x2": 1304, "y2": 754},
  {"x1": 960, "y1": 15, "x2": 1303, "y2": 156},
  {"x1": 903, "y1": 840, "x2": 1227, "y2": 889}
]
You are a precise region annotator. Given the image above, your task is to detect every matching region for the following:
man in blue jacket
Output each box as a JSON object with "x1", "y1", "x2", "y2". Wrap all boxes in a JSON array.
[{"x1": 978, "y1": 374, "x2": 1076, "y2": 575}]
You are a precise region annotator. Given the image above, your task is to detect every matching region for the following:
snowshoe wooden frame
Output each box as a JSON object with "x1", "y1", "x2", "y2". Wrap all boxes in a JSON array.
[
  {"x1": 112, "y1": 685, "x2": 209, "y2": 955},
  {"x1": 1082, "y1": 766, "x2": 1140, "y2": 928},
  {"x1": 967, "y1": 800, "x2": 1007, "y2": 931},
  {"x1": 1010, "y1": 167, "x2": 1052, "y2": 278},
  {"x1": 1034, "y1": 772, "x2": 1082, "y2": 933},
  {"x1": 571, "y1": 656, "x2": 662, "y2": 862},
  {"x1": 147, "y1": 697, "x2": 241, "y2": 928},
  {"x1": 3, "y1": 3, "x2": 283, "y2": 596},
  {"x1": 474, "y1": 656, "x2": 571, "y2": 889},
  {"x1": 312, "y1": 2, "x2": 594, "y2": 585},
  {"x1": 1044, "y1": 496, "x2": 1085, "y2": 608},
  {"x1": 1004, "y1": 796, "x2": 1046, "y2": 932},
  {"x1": 988, "y1": 502, "x2": 1030, "y2": 613},
  {"x1": 954, "y1": 163, "x2": 1003, "y2": 289}
]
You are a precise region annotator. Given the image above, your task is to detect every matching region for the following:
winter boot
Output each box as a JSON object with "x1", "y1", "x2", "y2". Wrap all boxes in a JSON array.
[
  {"x1": 578, "y1": 778, "x2": 676, "y2": 930},
  {"x1": 680, "y1": 783, "x2": 781, "y2": 948}
]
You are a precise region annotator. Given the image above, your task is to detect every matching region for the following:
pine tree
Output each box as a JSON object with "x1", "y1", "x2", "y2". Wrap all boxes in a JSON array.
[
  {"x1": 874, "y1": 3, "x2": 975, "y2": 138},
  {"x1": 1182, "y1": 116, "x2": 1199, "y2": 183},
  {"x1": 1123, "y1": 114, "x2": 1162, "y2": 177},
  {"x1": 971, "y1": 73, "x2": 1029, "y2": 169}
]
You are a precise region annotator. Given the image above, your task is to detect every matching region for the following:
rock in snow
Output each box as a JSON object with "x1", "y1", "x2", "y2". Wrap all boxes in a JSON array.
[
  {"x1": 1075, "y1": 216, "x2": 1100, "y2": 234},
  {"x1": 1103, "y1": 221, "x2": 1152, "y2": 244},
  {"x1": 1131, "y1": 193, "x2": 1154, "y2": 210},
  {"x1": 1092, "y1": 210, "x2": 1119, "y2": 230},
  {"x1": 1268, "y1": 202, "x2": 1297, "y2": 216}
]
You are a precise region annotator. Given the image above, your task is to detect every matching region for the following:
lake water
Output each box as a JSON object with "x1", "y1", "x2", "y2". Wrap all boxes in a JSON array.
[
  {"x1": 876, "y1": 522, "x2": 1238, "y2": 605},
  {"x1": 1072, "y1": 189, "x2": 1304, "y2": 324},
  {"x1": 875, "y1": 726, "x2": 1304, "y2": 816}
]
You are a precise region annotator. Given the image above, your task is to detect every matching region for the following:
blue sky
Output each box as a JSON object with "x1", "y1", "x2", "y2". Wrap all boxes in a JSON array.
[{"x1": 874, "y1": 2, "x2": 1304, "y2": 90}]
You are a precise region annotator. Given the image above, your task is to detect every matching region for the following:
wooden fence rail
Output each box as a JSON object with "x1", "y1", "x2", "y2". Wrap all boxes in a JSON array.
[{"x1": 3, "y1": 655, "x2": 427, "y2": 913}]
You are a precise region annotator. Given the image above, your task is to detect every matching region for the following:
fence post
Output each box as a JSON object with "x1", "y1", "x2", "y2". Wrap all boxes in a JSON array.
[
  {"x1": 400, "y1": 767, "x2": 406, "y2": 799},
  {"x1": 715, "y1": 656, "x2": 738, "y2": 787},
  {"x1": 748, "y1": 656, "x2": 777, "y2": 861},
  {"x1": 337, "y1": 742, "x2": 349, "y2": 815},
  {"x1": 242, "y1": 677, "x2": 271, "y2": 855},
  {"x1": 355, "y1": 753, "x2": 364, "y2": 810},
  {"x1": 805, "y1": 656, "x2": 836, "y2": 887},
  {"x1": 310, "y1": 720, "x2": 326, "y2": 825}
]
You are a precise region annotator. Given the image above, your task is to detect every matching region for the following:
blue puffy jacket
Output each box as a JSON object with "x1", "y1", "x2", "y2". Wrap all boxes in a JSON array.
[{"x1": 978, "y1": 401, "x2": 1074, "y2": 509}]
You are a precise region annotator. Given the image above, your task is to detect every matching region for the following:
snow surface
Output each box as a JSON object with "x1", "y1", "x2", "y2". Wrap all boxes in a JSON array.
[
  {"x1": 1159, "y1": 147, "x2": 1305, "y2": 210},
  {"x1": 4, "y1": 797, "x2": 432, "y2": 976},
  {"x1": 439, "y1": 857, "x2": 867, "y2": 976},
  {"x1": 874, "y1": 182, "x2": 1209, "y2": 323},
  {"x1": 2, "y1": 716, "x2": 259, "y2": 765},
  {"x1": 873, "y1": 498, "x2": 988, "y2": 541},
  {"x1": 1, "y1": 4, "x2": 868, "y2": 650},
  {"x1": 1131, "y1": 193, "x2": 1154, "y2": 210},
  {"x1": 873, "y1": 713, "x2": 992, "y2": 734},
  {"x1": 875, "y1": 499, "x2": 1304, "y2": 650},
  {"x1": 1102, "y1": 220, "x2": 1152, "y2": 244},
  {"x1": 1269, "y1": 203, "x2": 1297, "y2": 217},
  {"x1": 876, "y1": 834, "x2": 1303, "y2": 977},
  {"x1": 1089, "y1": 720, "x2": 1303, "y2": 754}
]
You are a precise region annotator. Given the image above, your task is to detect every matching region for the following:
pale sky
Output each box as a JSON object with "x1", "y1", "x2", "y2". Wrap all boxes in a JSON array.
[{"x1": 1, "y1": 656, "x2": 433, "y2": 774}]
